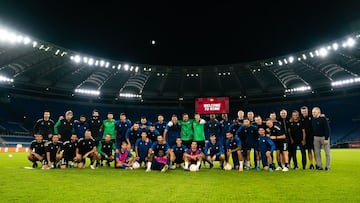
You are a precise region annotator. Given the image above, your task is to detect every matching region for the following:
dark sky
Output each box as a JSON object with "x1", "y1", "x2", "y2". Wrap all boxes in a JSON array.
[{"x1": 1, "y1": 1, "x2": 360, "y2": 65}]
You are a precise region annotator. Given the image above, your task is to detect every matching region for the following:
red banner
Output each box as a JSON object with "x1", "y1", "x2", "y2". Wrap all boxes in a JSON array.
[{"x1": 195, "y1": 97, "x2": 229, "y2": 114}]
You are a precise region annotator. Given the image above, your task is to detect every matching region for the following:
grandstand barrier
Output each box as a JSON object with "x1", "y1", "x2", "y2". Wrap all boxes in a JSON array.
[{"x1": 0, "y1": 146, "x2": 29, "y2": 152}]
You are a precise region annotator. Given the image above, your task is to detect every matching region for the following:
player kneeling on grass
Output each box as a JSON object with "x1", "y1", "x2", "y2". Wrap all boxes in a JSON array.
[
  {"x1": 146, "y1": 135, "x2": 170, "y2": 172},
  {"x1": 258, "y1": 127, "x2": 275, "y2": 172},
  {"x1": 225, "y1": 131, "x2": 244, "y2": 171},
  {"x1": 184, "y1": 141, "x2": 205, "y2": 171},
  {"x1": 204, "y1": 134, "x2": 225, "y2": 169},
  {"x1": 60, "y1": 134, "x2": 78, "y2": 169},
  {"x1": 169, "y1": 137, "x2": 187, "y2": 169},
  {"x1": 115, "y1": 141, "x2": 135, "y2": 169},
  {"x1": 43, "y1": 134, "x2": 63, "y2": 169},
  {"x1": 28, "y1": 134, "x2": 46, "y2": 168},
  {"x1": 76, "y1": 130, "x2": 100, "y2": 169},
  {"x1": 97, "y1": 134, "x2": 116, "y2": 167},
  {"x1": 135, "y1": 132, "x2": 152, "y2": 168}
]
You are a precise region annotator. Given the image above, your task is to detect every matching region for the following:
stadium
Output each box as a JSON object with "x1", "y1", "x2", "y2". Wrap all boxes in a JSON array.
[{"x1": 0, "y1": 2, "x2": 360, "y2": 202}]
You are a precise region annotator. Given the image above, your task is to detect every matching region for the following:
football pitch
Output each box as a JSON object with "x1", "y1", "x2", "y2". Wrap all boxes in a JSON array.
[{"x1": 0, "y1": 149, "x2": 359, "y2": 203}]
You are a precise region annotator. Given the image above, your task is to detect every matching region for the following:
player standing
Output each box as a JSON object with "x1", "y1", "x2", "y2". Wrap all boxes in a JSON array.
[
  {"x1": 74, "y1": 115, "x2": 88, "y2": 139},
  {"x1": 54, "y1": 110, "x2": 75, "y2": 142},
  {"x1": 114, "y1": 113, "x2": 132, "y2": 148},
  {"x1": 300, "y1": 106, "x2": 315, "y2": 169},
  {"x1": 312, "y1": 107, "x2": 331, "y2": 170},
  {"x1": 155, "y1": 114, "x2": 167, "y2": 136},
  {"x1": 88, "y1": 109, "x2": 102, "y2": 145},
  {"x1": 163, "y1": 115, "x2": 181, "y2": 148},
  {"x1": 266, "y1": 119, "x2": 289, "y2": 171},
  {"x1": 33, "y1": 110, "x2": 54, "y2": 140},
  {"x1": 288, "y1": 110, "x2": 307, "y2": 169},
  {"x1": 101, "y1": 112, "x2": 116, "y2": 142},
  {"x1": 178, "y1": 113, "x2": 194, "y2": 148}
]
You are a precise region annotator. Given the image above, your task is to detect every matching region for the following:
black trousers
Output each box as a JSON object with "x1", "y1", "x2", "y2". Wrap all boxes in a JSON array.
[{"x1": 289, "y1": 142, "x2": 306, "y2": 168}]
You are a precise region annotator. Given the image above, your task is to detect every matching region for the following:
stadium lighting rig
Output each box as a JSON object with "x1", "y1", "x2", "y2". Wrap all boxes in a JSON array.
[
  {"x1": 119, "y1": 93, "x2": 142, "y2": 98},
  {"x1": 284, "y1": 86, "x2": 312, "y2": 94},
  {"x1": 331, "y1": 78, "x2": 360, "y2": 87},
  {"x1": 74, "y1": 88, "x2": 100, "y2": 96},
  {"x1": 0, "y1": 75, "x2": 14, "y2": 83}
]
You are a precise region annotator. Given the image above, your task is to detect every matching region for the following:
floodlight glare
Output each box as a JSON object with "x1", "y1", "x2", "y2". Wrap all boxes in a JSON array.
[
  {"x1": 347, "y1": 37, "x2": 355, "y2": 47},
  {"x1": 75, "y1": 88, "x2": 100, "y2": 96},
  {"x1": 319, "y1": 48, "x2": 328, "y2": 57},
  {"x1": 88, "y1": 58, "x2": 94, "y2": 66},
  {"x1": 288, "y1": 56, "x2": 294, "y2": 63},
  {"x1": 0, "y1": 75, "x2": 14, "y2": 83},
  {"x1": 124, "y1": 64, "x2": 129, "y2": 71},
  {"x1": 332, "y1": 43, "x2": 338, "y2": 50},
  {"x1": 74, "y1": 55, "x2": 81, "y2": 63}
]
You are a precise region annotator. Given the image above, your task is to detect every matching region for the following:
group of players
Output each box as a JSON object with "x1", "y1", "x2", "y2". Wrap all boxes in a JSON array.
[{"x1": 28, "y1": 106, "x2": 331, "y2": 172}]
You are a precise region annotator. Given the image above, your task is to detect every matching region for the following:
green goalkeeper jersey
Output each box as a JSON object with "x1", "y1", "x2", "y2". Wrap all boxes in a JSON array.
[
  {"x1": 102, "y1": 119, "x2": 116, "y2": 140},
  {"x1": 178, "y1": 119, "x2": 193, "y2": 141},
  {"x1": 193, "y1": 120, "x2": 205, "y2": 141}
]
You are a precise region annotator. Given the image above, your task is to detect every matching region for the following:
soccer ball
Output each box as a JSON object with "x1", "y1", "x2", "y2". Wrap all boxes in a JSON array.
[
  {"x1": 224, "y1": 163, "x2": 233, "y2": 170},
  {"x1": 8, "y1": 154, "x2": 13, "y2": 158},
  {"x1": 189, "y1": 164, "x2": 198, "y2": 172},
  {"x1": 132, "y1": 161, "x2": 140, "y2": 169}
]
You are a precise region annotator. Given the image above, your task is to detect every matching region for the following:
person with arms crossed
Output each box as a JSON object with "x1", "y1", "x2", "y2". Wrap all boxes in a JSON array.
[
  {"x1": 288, "y1": 110, "x2": 307, "y2": 169},
  {"x1": 33, "y1": 110, "x2": 54, "y2": 140},
  {"x1": 311, "y1": 107, "x2": 331, "y2": 170},
  {"x1": 163, "y1": 115, "x2": 181, "y2": 148}
]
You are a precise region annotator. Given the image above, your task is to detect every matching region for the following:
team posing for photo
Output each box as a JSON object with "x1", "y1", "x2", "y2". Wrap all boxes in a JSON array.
[{"x1": 28, "y1": 106, "x2": 331, "y2": 172}]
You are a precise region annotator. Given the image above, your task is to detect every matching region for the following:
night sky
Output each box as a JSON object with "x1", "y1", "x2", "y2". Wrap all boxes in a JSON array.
[{"x1": 0, "y1": 1, "x2": 360, "y2": 66}]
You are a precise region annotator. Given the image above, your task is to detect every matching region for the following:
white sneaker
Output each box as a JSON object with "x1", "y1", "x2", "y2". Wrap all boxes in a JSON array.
[
  {"x1": 161, "y1": 165, "x2": 169, "y2": 172},
  {"x1": 125, "y1": 167, "x2": 133, "y2": 170},
  {"x1": 282, "y1": 167, "x2": 289, "y2": 172},
  {"x1": 169, "y1": 164, "x2": 176, "y2": 170},
  {"x1": 239, "y1": 166, "x2": 243, "y2": 172},
  {"x1": 146, "y1": 168, "x2": 151, "y2": 172},
  {"x1": 275, "y1": 166, "x2": 283, "y2": 171},
  {"x1": 90, "y1": 165, "x2": 95, "y2": 170}
]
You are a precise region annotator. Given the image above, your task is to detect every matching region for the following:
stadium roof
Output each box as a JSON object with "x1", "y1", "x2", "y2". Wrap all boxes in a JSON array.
[{"x1": 0, "y1": 2, "x2": 360, "y2": 103}]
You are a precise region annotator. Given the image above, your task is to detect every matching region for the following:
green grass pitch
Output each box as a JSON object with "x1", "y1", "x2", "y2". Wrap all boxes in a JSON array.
[{"x1": 0, "y1": 149, "x2": 359, "y2": 202}]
